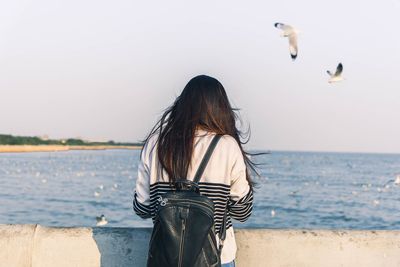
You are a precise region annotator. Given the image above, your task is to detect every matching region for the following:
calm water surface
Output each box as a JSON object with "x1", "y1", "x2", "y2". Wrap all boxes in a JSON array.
[{"x1": 1, "y1": 149, "x2": 400, "y2": 229}]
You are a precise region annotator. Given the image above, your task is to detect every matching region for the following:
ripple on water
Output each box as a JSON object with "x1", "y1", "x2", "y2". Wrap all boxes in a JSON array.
[{"x1": 1, "y1": 150, "x2": 400, "y2": 229}]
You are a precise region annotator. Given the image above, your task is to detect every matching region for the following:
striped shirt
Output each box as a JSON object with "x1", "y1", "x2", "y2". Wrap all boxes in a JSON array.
[{"x1": 133, "y1": 129, "x2": 253, "y2": 264}]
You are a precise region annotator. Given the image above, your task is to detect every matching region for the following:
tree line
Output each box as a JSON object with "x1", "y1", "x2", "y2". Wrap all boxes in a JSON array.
[{"x1": 0, "y1": 134, "x2": 142, "y2": 146}]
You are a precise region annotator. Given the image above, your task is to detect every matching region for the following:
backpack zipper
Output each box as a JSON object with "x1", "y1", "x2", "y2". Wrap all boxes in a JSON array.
[
  {"x1": 178, "y1": 218, "x2": 186, "y2": 267},
  {"x1": 164, "y1": 198, "x2": 214, "y2": 214}
]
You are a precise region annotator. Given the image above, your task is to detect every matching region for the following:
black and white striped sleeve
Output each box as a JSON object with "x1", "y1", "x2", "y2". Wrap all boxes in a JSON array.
[
  {"x1": 228, "y1": 188, "x2": 253, "y2": 222},
  {"x1": 228, "y1": 141, "x2": 253, "y2": 222},
  {"x1": 133, "y1": 193, "x2": 152, "y2": 219},
  {"x1": 133, "y1": 145, "x2": 152, "y2": 219}
]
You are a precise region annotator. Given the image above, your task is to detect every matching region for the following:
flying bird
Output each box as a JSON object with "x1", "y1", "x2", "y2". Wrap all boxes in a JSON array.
[
  {"x1": 383, "y1": 175, "x2": 400, "y2": 187},
  {"x1": 96, "y1": 214, "x2": 108, "y2": 226},
  {"x1": 274, "y1": 22, "x2": 298, "y2": 60},
  {"x1": 327, "y1": 63, "x2": 344, "y2": 83}
]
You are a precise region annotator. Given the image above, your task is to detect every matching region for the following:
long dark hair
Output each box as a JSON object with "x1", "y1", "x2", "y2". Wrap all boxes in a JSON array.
[{"x1": 143, "y1": 75, "x2": 258, "y2": 188}]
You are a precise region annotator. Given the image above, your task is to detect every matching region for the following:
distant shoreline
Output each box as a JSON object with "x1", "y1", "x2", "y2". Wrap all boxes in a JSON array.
[{"x1": 0, "y1": 145, "x2": 142, "y2": 153}]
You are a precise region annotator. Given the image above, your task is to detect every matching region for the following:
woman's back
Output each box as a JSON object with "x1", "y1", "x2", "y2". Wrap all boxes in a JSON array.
[
  {"x1": 133, "y1": 75, "x2": 255, "y2": 265},
  {"x1": 134, "y1": 129, "x2": 253, "y2": 263}
]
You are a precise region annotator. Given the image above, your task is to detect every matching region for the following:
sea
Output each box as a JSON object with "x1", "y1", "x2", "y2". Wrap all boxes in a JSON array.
[{"x1": 1, "y1": 149, "x2": 400, "y2": 230}]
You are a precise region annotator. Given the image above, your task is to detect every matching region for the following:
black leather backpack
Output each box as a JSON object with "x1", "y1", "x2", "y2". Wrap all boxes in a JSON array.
[{"x1": 147, "y1": 135, "x2": 226, "y2": 267}]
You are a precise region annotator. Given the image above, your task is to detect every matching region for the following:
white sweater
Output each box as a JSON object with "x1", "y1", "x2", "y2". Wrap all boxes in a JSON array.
[{"x1": 133, "y1": 129, "x2": 253, "y2": 264}]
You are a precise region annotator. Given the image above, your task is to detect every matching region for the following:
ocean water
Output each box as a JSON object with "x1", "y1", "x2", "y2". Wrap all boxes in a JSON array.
[{"x1": 1, "y1": 149, "x2": 400, "y2": 229}]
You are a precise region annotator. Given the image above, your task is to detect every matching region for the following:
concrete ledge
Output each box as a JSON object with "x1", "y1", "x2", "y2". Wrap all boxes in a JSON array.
[
  {"x1": 1, "y1": 225, "x2": 400, "y2": 267},
  {"x1": 0, "y1": 225, "x2": 35, "y2": 267}
]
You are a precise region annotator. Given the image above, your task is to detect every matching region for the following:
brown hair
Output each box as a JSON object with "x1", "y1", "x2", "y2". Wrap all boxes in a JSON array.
[{"x1": 143, "y1": 75, "x2": 258, "y2": 188}]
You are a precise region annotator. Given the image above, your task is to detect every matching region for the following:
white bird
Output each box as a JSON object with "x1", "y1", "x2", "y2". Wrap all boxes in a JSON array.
[
  {"x1": 274, "y1": 22, "x2": 298, "y2": 60},
  {"x1": 271, "y1": 209, "x2": 276, "y2": 217},
  {"x1": 327, "y1": 63, "x2": 344, "y2": 83},
  {"x1": 96, "y1": 214, "x2": 108, "y2": 226},
  {"x1": 94, "y1": 191, "x2": 100, "y2": 197},
  {"x1": 395, "y1": 175, "x2": 400, "y2": 185},
  {"x1": 383, "y1": 175, "x2": 400, "y2": 187},
  {"x1": 111, "y1": 183, "x2": 119, "y2": 191}
]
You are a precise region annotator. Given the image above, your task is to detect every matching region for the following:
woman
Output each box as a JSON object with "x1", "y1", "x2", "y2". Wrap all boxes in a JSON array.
[{"x1": 133, "y1": 75, "x2": 256, "y2": 266}]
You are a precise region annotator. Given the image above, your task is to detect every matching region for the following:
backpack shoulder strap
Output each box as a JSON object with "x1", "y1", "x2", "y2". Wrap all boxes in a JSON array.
[
  {"x1": 193, "y1": 134, "x2": 228, "y2": 254},
  {"x1": 193, "y1": 135, "x2": 222, "y2": 184}
]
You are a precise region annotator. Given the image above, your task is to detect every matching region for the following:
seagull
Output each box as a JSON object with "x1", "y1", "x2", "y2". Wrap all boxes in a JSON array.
[
  {"x1": 111, "y1": 183, "x2": 119, "y2": 191},
  {"x1": 271, "y1": 209, "x2": 276, "y2": 217},
  {"x1": 327, "y1": 63, "x2": 344, "y2": 83},
  {"x1": 96, "y1": 214, "x2": 108, "y2": 226},
  {"x1": 274, "y1": 22, "x2": 298, "y2": 60},
  {"x1": 94, "y1": 191, "x2": 100, "y2": 197},
  {"x1": 383, "y1": 175, "x2": 400, "y2": 187}
]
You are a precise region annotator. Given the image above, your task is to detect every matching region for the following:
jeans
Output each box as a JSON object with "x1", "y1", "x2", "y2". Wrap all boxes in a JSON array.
[{"x1": 222, "y1": 261, "x2": 235, "y2": 267}]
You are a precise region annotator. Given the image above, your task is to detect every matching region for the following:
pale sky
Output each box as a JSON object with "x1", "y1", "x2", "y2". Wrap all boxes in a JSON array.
[{"x1": 1, "y1": 0, "x2": 400, "y2": 153}]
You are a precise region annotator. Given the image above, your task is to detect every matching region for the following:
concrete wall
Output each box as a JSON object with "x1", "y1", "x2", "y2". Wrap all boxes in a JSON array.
[{"x1": 1, "y1": 224, "x2": 400, "y2": 267}]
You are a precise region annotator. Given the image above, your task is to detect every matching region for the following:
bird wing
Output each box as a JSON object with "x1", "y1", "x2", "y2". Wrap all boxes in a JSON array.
[
  {"x1": 335, "y1": 63, "x2": 343, "y2": 76},
  {"x1": 288, "y1": 34, "x2": 298, "y2": 60},
  {"x1": 383, "y1": 179, "x2": 394, "y2": 187}
]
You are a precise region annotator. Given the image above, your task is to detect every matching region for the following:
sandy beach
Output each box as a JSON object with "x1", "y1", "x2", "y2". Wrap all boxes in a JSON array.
[{"x1": 0, "y1": 145, "x2": 142, "y2": 153}]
